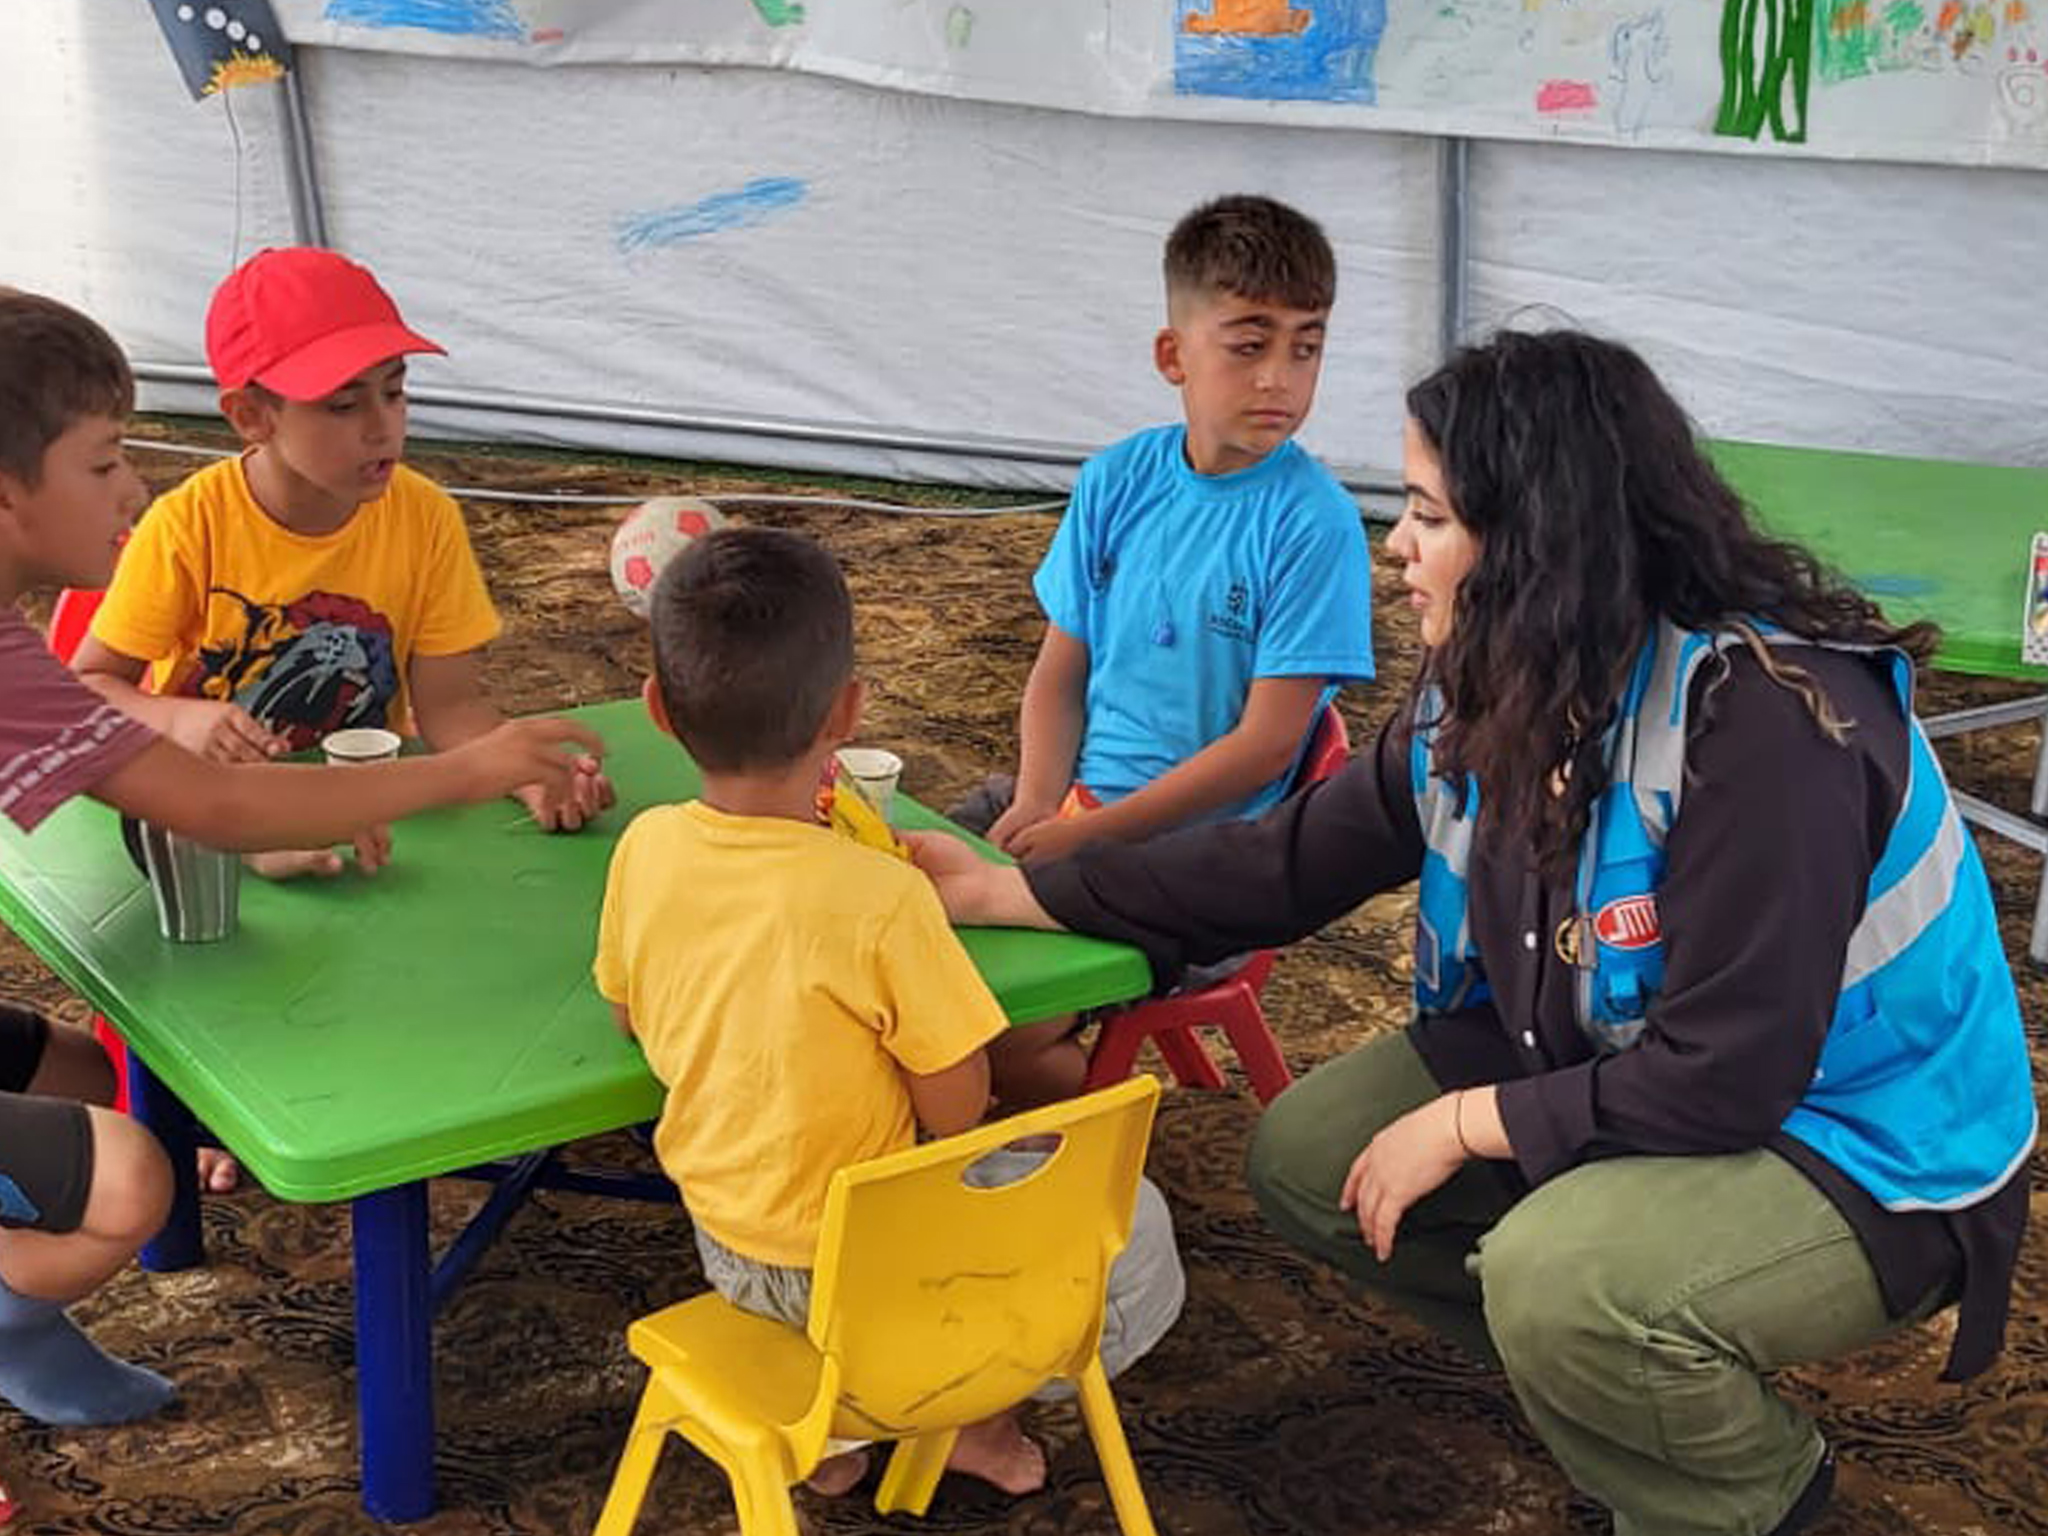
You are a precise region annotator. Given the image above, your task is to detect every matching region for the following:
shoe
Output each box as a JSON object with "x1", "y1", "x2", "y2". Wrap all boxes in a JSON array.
[{"x1": 1765, "y1": 1444, "x2": 1836, "y2": 1536}]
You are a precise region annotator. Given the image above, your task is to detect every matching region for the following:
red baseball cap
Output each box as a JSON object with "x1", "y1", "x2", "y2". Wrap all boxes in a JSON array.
[{"x1": 205, "y1": 247, "x2": 444, "y2": 400}]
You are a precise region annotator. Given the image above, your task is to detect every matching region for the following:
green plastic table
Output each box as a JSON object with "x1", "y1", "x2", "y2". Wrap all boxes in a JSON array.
[
  {"x1": 0, "y1": 696, "x2": 1150, "y2": 1520},
  {"x1": 1711, "y1": 439, "x2": 2048, "y2": 956}
]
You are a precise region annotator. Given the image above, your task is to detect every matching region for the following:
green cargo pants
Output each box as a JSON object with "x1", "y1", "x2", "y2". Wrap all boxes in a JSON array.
[{"x1": 1247, "y1": 1032, "x2": 1936, "y2": 1536}]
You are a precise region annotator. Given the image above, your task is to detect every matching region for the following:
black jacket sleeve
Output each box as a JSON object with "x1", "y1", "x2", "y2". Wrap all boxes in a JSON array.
[{"x1": 1025, "y1": 705, "x2": 1428, "y2": 988}]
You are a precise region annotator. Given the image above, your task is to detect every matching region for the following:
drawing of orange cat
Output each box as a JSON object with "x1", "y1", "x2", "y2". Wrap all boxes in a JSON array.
[{"x1": 1184, "y1": 0, "x2": 1313, "y2": 35}]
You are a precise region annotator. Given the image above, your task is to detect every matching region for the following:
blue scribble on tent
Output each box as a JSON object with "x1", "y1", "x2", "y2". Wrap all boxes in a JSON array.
[
  {"x1": 616, "y1": 179, "x2": 809, "y2": 254},
  {"x1": 1174, "y1": 0, "x2": 1384, "y2": 105},
  {"x1": 323, "y1": 0, "x2": 525, "y2": 39}
]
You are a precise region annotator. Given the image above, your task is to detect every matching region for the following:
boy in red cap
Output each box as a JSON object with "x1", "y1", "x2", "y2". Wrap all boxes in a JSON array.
[
  {"x1": 74, "y1": 246, "x2": 613, "y2": 855},
  {"x1": 72, "y1": 247, "x2": 614, "y2": 1189}
]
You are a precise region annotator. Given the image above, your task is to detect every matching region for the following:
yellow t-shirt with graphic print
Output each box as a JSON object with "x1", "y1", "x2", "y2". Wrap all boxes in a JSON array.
[
  {"x1": 594, "y1": 800, "x2": 1008, "y2": 1267},
  {"x1": 88, "y1": 455, "x2": 500, "y2": 751}
]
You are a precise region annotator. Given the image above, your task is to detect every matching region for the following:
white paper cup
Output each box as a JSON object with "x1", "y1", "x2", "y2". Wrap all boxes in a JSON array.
[
  {"x1": 834, "y1": 747, "x2": 903, "y2": 820},
  {"x1": 321, "y1": 727, "x2": 403, "y2": 765}
]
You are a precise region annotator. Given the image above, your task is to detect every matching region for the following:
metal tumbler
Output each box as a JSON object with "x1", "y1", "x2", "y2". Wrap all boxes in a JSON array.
[{"x1": 136, "y1": 822, "x2": 240, "y2": 943}]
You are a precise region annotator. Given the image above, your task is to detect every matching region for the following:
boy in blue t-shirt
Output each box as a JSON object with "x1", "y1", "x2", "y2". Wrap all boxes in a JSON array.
[{"x1": 960, "y1": 194, "x2": 1376, "y2": 1104}]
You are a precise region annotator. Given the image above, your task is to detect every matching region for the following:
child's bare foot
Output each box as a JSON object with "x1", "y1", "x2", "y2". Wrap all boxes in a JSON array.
[
  {"x1": 945, "y1": 1412, "x2": 1046, "y2": 1495},
  {"x1": 244, "y1": 848, "x2": 345, "y2": 881},
  {"x1": 198, "y1": 1147, "x2": 241, "y2": 1193},
  {"x1": 803, "y1": 1447, "x2": 870, "y2": 1496}
]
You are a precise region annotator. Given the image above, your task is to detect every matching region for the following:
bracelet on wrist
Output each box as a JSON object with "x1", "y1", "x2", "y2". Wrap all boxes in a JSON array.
[{"x1": 1452, "y1": 1089, "x2": 1475, "y2": 1158}]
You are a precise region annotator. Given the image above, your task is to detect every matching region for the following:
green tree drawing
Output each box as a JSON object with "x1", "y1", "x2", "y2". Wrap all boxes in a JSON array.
[{"x1": 1717, "y1": 0, "x2": 1815, "y2": 140}]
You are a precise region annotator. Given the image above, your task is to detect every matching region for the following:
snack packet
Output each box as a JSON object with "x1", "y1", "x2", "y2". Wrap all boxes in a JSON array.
[{"x1": 818, "y1": 776, "x2": 910, "y2": 861}]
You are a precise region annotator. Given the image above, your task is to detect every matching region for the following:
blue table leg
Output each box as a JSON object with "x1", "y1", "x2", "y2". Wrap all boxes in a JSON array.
[
  {"x1": 431, "y1": 1150, "x2": 553, "y2": 1315},
  {"x1": 353, "y1": 1183, "x2": 436, "y2": 1522},
  {"x1": 124, "y1": 1053, "x2": 204, "y2": 1272}
]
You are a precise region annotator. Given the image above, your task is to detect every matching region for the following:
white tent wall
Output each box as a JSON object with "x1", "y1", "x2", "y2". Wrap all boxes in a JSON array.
[
  {"x1": 1, "y1": 8, "x2": 298, "y2": 371},
  {"x1": 286, "y1": 43, "x2": 1438, "y2": 490},
  {"x1": 4, "y1": 5, "x2": 2043, "y2": 496},
  {"x1": 1466, "y1": 144, "x2": 2048, "y2": 475}
]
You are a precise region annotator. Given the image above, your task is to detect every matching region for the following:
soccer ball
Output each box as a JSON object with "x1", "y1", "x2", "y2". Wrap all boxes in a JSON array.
[{"x1": 609, "y1": 496, "x2": 726, "y2": 619}]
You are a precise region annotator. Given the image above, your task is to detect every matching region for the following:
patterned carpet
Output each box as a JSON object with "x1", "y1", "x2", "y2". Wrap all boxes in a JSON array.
[{"x1": 10, "y1": 1030, "x2": 2047, "y2": 1536}]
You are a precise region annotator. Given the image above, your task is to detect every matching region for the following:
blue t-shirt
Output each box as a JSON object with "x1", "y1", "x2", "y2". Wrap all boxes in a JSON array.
[{"x1": 1033, "y1": 425, "x2": 1375, "y2": 820}]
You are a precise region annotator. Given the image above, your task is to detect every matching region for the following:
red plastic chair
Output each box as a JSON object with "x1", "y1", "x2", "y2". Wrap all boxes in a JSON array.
[
  {"x1": 1081, "y1": 702, "x2": 1352, "y2": 1105},
  {"x1": 47, "y1": 586, "x2": 103, "y2": 667},
  {"x1": 45, "y1": 589, "x2": 132, "y2": 1113}
]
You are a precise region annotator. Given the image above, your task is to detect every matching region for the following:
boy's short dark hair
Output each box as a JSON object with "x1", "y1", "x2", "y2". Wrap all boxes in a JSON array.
[
  {"x1": 1163, "y1": 195, "x2": 1336, "y2": 314},
  {"x1": 649, "y1": 526, "x2": 855, "y2": 773},
  {"x1": 0, "y1": 290, "x2": 135, "y2": 486}
]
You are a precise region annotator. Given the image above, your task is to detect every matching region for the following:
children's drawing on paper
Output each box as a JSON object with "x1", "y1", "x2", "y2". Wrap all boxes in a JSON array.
[
  {"x1": 1997, "y1": 35, "x2": 2048, "y2": 132},
  {"x1": 1816, "y1": 0, "x2": 2030, "y2": 78},
  {"x1": 322, "y1": 0, "x2": 525, "y2": 38},
  {"x1": 1536, "y1": 77, "x2": 1599, "y2": 112},
  {"x1": 269, "y1": 0, "x2": 2048, "y2": 168},
  {"x1": 1175, "y1": 0, "x2": 1387, "y2": 102},
  {"x1": 1186, "y1": 0, "x2": 1314, "y2": 33},
  {"x1": 1609, "y1": 11, "x2": 1670, "y2": 131},
  {"x1": 1715, "y1": 0, "x2": 1815, "y2": 140},
  {"x1": 148, "y1": 0, "x2": 291, "y2": 97},
  {"x1": 1378, "y1": 0, "x2": 1527, "y2": 112}
]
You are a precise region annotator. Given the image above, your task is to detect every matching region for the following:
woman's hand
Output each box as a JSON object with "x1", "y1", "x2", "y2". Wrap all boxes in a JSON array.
[
  {"x1": 903, "y1": 831, "x2": 1004, "y2": 922},
  {"x1": 903, "y1": 829, "x2": 985, "y2": 884},
  {"x1": 1339, "y1": 1093, "x2": 1469, "y2": 1262},
  {"x1": 902, "y1": 832, "x2": 1063, "y2": 930}
]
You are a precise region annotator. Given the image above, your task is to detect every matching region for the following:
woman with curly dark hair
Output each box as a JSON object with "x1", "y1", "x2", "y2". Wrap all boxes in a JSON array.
[{"x1": 912, "y1": 329, "x2": 2034, "y2": 1536}]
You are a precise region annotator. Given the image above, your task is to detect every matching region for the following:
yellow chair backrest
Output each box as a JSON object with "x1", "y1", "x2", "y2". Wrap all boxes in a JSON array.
[
  {"x1": 594, "y1": 1076, "x2": 1167, "y2": 1536},
  {"x1": 806, "y1": 1074, "x2": 1160, "y2": 1444}
]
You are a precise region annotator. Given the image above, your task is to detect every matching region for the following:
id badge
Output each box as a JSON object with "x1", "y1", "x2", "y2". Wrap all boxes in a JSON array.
[{"x1": 2022, "y1": 531, "x2": 2048, "y2": 669}]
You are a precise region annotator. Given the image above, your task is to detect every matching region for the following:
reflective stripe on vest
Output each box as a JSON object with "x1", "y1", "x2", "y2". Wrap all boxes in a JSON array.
[
  {"x1": 1410, "y1": 620, "x2": 2037, "y2": 1211},
  {"x1": 1411, "y1": 696, "x2": 1488, "y2": 1014}
]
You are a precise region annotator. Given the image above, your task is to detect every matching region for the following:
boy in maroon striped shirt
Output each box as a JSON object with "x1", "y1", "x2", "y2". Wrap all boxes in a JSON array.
[{"x1": 0, "y1": 288, "x2": 600, "y2": 1426}]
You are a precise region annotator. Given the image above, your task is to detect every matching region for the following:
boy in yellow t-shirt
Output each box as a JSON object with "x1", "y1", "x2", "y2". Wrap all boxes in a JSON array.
[
  {"x1": 595, "y1": 527, "x2": 1183, "y2": 1501},
  {"x1": 74, "y1": 247, "x2": 612, "y2": 1194},
  {"x1": 73, "y1": 247, "x2": 612, "y2": 876}
]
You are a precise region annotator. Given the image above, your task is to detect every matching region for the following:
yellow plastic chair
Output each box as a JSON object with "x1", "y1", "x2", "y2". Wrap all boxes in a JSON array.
[{"x1": 593, "y1": 1075, "x2": 1164, "y2": 1536}]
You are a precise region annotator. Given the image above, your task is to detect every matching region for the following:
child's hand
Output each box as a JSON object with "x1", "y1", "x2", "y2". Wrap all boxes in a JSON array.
[
  {"x1": 350, "y1": 823, "x2": 393, "y2": 873},
  {"x1": 987, "y1": 796, "x2": 1058, "y2": 853},
  {"x1": 245, "y1": 825, "x2": 391, "y2": 880},
  {"x1": 448, "y1": 718, "x2": 606, "y2": 805},
  {"x1": 1005, "y1": 812, "x2": 1103, "y2": 864},
  {"x1": 170, "y1": 700, "x2": 286, "y2": 764},
  {"x1": 514, "y1": 755, "x2": 614, "y2": 832}
]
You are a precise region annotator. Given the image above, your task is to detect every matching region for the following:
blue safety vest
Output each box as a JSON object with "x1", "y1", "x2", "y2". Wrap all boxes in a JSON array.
[{"x1": 1410, "y1": 619, "x2": 2037, "y2": 1211}]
